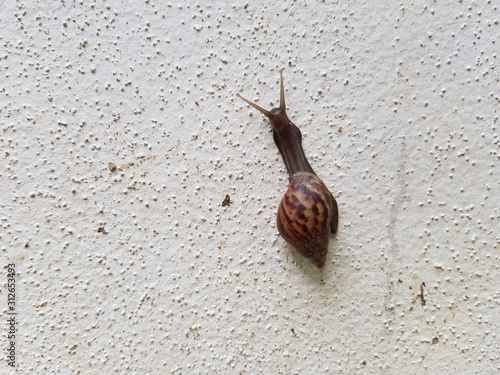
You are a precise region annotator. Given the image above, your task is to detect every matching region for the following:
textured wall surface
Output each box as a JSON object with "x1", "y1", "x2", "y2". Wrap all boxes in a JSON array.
[{"x1": 1, "y1": 1, "x2": 499, "y2": 374}]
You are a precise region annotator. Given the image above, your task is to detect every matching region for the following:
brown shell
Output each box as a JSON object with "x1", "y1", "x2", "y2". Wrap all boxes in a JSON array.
[{"x1": 276, "y1": 172, "x2": 337, "y2": 268}]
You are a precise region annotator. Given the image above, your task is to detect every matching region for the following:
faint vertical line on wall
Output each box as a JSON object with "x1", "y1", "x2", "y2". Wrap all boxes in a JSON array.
[{"x1": 384, "y1": 135, "x2": 408, "y2": 321}]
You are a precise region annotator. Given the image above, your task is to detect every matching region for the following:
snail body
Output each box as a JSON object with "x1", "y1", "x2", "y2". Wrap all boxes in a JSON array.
[{"x1": 237, "y1": 70, "x2": 338, "y2": 268}]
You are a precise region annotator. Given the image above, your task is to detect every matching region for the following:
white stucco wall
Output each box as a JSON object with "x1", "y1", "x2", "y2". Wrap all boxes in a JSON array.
[{"x1": 1, "y1": 1, "x2": 499, "y2": 374}]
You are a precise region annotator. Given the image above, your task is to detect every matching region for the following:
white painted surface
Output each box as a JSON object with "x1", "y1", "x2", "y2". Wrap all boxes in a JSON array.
[{"x1": 1, "y1": 1, "x2": 499, "y2": 374}]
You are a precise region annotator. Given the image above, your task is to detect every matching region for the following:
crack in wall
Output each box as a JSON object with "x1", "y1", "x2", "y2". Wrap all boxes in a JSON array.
[{"x1": 384, "y1": 136, "x2": 408, "y2": 322}]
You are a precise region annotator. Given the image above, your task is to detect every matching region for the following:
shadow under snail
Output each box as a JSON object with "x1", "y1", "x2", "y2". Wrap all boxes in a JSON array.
[{"x1": 236, "y1": 70, "x2": 339, "y2": 268}]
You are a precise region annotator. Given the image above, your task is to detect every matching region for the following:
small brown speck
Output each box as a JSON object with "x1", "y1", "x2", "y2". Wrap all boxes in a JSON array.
[
  {"x1": 432, "y1": 337, "x2": 439, "y2": 344},
  {"x1": 222, "y1": 194, "x2": 231, "y2": 207},
  {"x1": 97, "y1": 227, "x2": 108, "y2": 234},
  {"x1": 108, "y1": 162, "x2": 117, "y2": 172},
  {"x1": 419, "y1": 282, "x2": 426, "y2": 306}
]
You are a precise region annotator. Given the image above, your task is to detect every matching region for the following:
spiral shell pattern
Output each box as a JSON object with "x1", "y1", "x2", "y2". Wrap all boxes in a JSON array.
[{"x1": 276, "y1": 172, "x2": 336, "y2": 268}]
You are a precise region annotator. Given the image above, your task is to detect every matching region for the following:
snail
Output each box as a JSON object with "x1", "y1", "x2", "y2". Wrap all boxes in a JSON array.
[{"x1": 236, "y1": 69, "x2": 338, "y2": 268}]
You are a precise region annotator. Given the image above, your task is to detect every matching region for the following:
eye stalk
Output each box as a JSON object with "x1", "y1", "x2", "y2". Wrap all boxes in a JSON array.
[{"x1": 236, "y1": 69, "x2": 314, "y2": 176}]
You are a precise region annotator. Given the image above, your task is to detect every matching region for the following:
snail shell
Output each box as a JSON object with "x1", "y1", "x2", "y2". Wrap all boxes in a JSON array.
[{"x1": 277, "y1": 172, "x2": 337, "y2": 268}]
